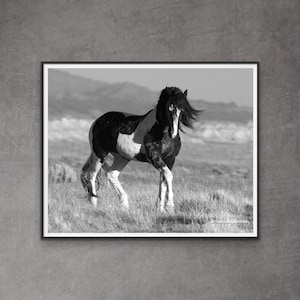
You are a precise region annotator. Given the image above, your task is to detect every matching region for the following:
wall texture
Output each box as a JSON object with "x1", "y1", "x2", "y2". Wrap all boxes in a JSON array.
[{"x1": 0, "y1": 0, "x2": 299, "y2": 299}]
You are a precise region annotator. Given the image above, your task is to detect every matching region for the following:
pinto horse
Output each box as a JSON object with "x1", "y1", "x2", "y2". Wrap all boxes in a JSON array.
[{"x1": 81, "y1": 87, "x2": 202, "y2": 213}]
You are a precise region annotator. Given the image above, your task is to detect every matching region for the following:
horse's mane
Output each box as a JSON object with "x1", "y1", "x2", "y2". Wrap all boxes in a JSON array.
[{"x1": 156, "y1": 87, "x2": 203, "y2": 132}]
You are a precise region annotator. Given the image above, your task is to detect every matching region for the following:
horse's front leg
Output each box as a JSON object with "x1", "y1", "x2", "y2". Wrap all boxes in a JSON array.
[
  {"x1": 161, "y1": 166, "x2": 174, "y2": 214},
  {"x1": 157, "y1": 173, "x2": 167, "y2": 213},
  {"x1": 144, "y1": 141, "x2": 175, "y2": 214}
]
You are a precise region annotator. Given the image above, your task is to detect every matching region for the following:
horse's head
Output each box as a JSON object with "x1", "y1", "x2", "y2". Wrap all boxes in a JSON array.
[{"x1": 156, "y1": 87, "x2": 202, "y2": 138}]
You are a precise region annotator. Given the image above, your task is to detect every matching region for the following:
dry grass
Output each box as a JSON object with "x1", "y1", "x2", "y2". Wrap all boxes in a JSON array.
[{"x1": 48, "y1": 142, "x2": 254, "y2": 234}]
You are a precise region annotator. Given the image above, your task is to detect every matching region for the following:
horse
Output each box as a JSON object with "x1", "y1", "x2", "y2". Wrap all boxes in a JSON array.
[{"x1": 81, "y1": 86, "x2": 202, "y2": 213}]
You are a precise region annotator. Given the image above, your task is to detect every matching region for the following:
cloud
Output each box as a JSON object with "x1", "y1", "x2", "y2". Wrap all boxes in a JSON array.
[
  {"x1": 184, "y1": 121, "x2": 253, "y2": 144},
  {"x1": 48, "y1": 118, "x2": 93, "y2": 142}
]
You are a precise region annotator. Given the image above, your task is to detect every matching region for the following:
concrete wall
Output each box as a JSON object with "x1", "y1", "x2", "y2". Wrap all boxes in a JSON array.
[{"x1": 0, "y1": 1, "x2": 299, "y2": 299}]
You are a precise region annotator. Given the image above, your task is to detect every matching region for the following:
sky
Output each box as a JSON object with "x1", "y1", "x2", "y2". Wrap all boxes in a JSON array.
[{"x1": 64, "y1": 66, "x2": 254, "y2": 107}]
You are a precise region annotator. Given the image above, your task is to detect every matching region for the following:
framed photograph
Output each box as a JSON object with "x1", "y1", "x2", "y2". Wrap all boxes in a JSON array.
[{"x1": 43, "y1": 62, "x2": 258, "y2": 237}]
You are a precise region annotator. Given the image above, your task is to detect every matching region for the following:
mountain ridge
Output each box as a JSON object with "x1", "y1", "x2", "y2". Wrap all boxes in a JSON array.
[{"x1": 48, "y1": 69, "x2": 253, "y2": 123}]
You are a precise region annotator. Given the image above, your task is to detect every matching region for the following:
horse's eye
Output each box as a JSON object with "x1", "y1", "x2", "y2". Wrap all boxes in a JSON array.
[{"x1": 169, "y1": 104, "x2": 174, "y2": 112}]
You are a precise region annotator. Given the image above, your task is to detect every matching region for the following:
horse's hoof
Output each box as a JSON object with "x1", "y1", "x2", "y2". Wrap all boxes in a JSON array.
[
  {"x1": 90, "y1": 196, "x2": 97, "y2": 207},
  {"x1": 165, "y1": 204, "x2": 175, "y2": 215},
  {"x1": 156, "y1": 205, "x2": 166, "y2": 214},
  {"x1": 120, "y1": 202, "x2": 129, "y2": 211}
]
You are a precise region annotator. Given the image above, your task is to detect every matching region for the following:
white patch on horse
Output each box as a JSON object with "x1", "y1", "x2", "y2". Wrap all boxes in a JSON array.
[
  {"x1": 116, "y1": 132, "x2": 142, "y2": 160},
  {"x1": 171, "y1": 107, "x2": 181, "y2": 138},
  {"x1": 116, "y1": 109, "x2": 156, "y2": 160}
]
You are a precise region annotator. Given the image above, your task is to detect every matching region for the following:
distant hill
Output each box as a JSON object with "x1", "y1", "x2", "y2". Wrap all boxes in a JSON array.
[{"x1": 48, "y1": 69, "x2": 252, "y2": 123}]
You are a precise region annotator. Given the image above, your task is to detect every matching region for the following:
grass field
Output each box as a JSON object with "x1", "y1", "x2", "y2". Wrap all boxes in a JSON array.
[{"x1": 47, "y1": 140, "x2": 254, "y2": 234}]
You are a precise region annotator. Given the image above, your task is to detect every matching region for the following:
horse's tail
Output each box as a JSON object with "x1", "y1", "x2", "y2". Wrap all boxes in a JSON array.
[
  {"x1": 80, "y1": 153, "x2": 101, "y2": 192},
  {"x1": 80, "y1": 154, "x2": 92, "y2": 191},
  {"x1": 81, "y1": 119, "x2": 96, "y2": 191},
  {"x1": 82, "y1": 153, "x2": 92, "y2": 173}
]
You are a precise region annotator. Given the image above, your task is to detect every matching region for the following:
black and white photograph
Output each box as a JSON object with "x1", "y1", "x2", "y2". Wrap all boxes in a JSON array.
[{"x1": 43, "y1": 63, "x2": 258, "y2": 237}]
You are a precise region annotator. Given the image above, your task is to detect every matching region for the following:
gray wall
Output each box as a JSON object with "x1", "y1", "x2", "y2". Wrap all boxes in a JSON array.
[{"x1": 0, "y1": 1, "x2": 299, "y2": 299}]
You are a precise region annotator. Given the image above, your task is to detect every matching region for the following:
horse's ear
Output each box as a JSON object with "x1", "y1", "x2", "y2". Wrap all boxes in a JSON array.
[{"x1": 184, "y1": 89, "x2": 188, "y2": 97}]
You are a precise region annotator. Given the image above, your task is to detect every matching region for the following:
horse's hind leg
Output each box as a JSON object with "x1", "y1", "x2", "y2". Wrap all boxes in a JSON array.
[
  {"x1": 104, "y1": 154, "x2": 130, "y2": 209},
  {"x1": 81, "y1": 152, "x2": 103, "y2": 206}
]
